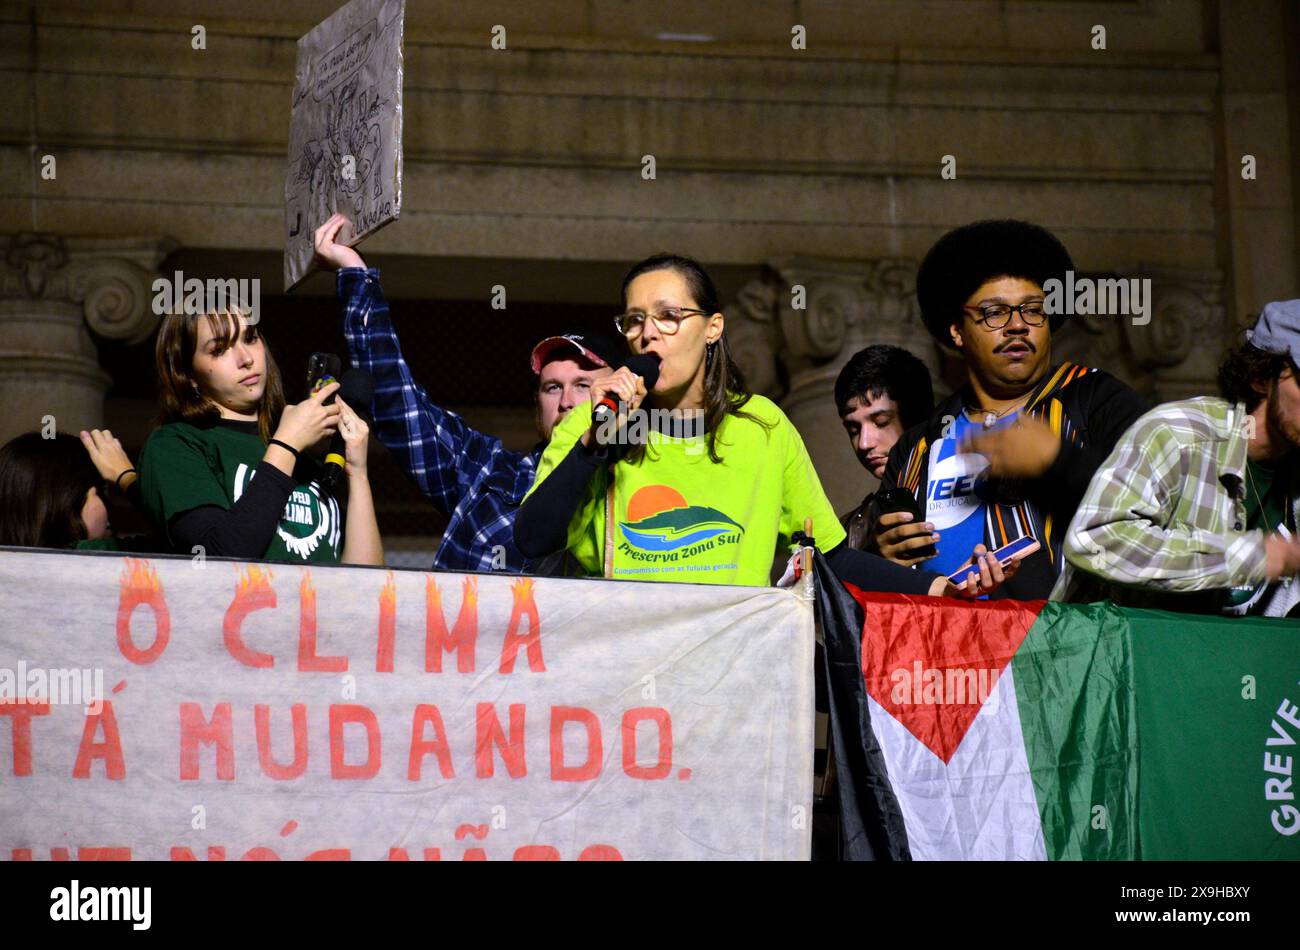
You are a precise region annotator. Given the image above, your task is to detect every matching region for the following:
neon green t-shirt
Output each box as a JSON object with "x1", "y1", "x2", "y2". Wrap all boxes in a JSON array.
[{"x1": 526, "y1": 395, "x2": 846, "y2": 586}]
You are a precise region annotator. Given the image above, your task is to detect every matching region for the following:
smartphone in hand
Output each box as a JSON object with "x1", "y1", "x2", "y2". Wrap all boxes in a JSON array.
[
  {"x1": 947, "y1": 536, "x2": 1040, "y2": 588},
  {"x1": 876, "y1": 488, "x2": 937, "y2": 561},
  {"x1": 306, "y1": 352, "x2": 343, "y2": 402}
]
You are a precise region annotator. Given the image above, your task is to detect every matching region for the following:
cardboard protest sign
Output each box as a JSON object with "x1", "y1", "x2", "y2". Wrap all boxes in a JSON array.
[
  {"x1": 0, "y1": 550, "x2": 814, "y2": 861},
  {"x1": 284, "y1": 0, "x2": 404, "y2": 290}
]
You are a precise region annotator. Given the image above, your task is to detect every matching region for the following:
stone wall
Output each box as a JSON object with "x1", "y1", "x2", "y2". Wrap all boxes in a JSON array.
[{"x1": 2, "y1": 0, "x2": 1297, "y2": 516}]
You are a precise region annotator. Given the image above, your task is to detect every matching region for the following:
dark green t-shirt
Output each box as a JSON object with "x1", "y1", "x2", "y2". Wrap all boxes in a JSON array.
[
  {"x1": 1244, "y1": 458, "x2": 1287, "y2": 533},
  {"x1": 1222, "y1": 458, "x2": 1291, "y2": 614},
  {"x1": 74, "y1": 538, "x2": 119, "y2": 552},
  {"x1": 138, "y1": 420, "x2": 342, "y2": 564}
]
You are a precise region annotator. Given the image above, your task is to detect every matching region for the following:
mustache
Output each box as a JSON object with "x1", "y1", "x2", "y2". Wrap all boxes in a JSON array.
[{"x1": 995, "y1": 339, "x2": 1036, "y2": 354}]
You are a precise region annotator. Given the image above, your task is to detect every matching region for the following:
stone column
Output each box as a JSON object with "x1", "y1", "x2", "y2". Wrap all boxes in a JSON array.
[
  {"x1": 725, "y1": 257, "x2": 939, "y2": 514},
  {"x1": 0, "y1": 233, "x2": 174, "y2": 447}
]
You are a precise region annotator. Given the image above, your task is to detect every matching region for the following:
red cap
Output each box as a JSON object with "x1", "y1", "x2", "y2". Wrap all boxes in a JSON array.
[{"x1": 529, "y1": 333, "x2": 624, "y2": 374}]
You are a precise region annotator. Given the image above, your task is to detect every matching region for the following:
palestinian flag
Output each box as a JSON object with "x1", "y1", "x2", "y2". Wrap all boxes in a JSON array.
[{"x1": 813, "y1": 553, "x2": 1300, "y2": 860}]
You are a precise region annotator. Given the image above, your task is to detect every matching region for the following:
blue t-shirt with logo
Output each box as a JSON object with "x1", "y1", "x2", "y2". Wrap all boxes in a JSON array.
[{"x1": 924, "y1": 412, "x2": 1017, "y2": 577}]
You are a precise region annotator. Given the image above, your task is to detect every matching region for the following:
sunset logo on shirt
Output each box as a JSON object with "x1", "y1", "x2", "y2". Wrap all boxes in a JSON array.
[{"x1": 619, "y1": 485, "x2": 743, "y2": 553}]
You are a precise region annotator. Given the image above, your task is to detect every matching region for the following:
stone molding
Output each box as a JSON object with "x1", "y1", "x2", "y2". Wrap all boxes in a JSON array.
[
  {"x1": 1, "y1": 233, "x2": 177, "y2": 345},
  {"x1": 727, "y1": 256, "x2": 1226, "y2": 405}
]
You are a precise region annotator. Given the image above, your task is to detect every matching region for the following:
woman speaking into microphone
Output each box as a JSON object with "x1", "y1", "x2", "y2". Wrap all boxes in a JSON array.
[{"x1": 515, "y1": 253, "x2": 1009, "y2": 596}]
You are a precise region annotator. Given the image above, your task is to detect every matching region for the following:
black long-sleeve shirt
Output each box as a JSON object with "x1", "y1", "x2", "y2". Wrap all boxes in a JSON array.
[{"x1": 168, "y1": 463, "x2": 296, "y2": 559}]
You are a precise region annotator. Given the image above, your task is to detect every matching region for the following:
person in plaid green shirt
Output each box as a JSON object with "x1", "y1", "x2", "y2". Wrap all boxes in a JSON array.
[{"x1": 1054, "y1": 299, "x2": 1300, "y2": 614}]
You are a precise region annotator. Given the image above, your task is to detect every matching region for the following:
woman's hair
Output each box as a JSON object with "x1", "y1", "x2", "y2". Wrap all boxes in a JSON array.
[
  {"x1": 1217, "y1": 340, "x2": 1297, "y2": 412},
  {"x1": 0, "y1": 433, "x2": 102, "y2": 548},
  {"x1": 155, "y1": 310, "x2": 285, "y2": 443},
  {"x1": 620, "y1": 253, "x2": 770, "y2": 463}
]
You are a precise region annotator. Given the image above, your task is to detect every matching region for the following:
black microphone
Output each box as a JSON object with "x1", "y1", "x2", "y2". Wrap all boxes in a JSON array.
[
  {"x1": 323, "y1": 368, "x2": 375, "y2": 492},
  {"x1": 593, "y1": 353, "x2": 661, "y2": 428}
]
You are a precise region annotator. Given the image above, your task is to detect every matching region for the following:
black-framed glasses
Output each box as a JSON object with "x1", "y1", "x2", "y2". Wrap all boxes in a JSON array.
[
  {"x1": 963, "y1": 301, "x2": 1048, "y2": 330},
  {"x1": 614, "y1": 307, "x2": 710, "y2": 338}
]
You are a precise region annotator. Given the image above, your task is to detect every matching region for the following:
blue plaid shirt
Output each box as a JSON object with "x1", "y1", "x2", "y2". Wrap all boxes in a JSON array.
[{"x1": 338, "y1": 268, "x2": 541, "y2": 573}]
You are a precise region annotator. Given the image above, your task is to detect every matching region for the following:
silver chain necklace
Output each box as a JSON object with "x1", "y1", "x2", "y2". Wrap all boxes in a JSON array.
[{"x1": 963, "y1": 394, "x2": 1031, "y2": 430}]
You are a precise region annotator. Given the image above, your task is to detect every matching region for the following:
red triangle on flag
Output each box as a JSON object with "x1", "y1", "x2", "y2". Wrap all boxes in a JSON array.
[{"x1": 844, "y1": 588, "x2": 1043, "y2": 764}]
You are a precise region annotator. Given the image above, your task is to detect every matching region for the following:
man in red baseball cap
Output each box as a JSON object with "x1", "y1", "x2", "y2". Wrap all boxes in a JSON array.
[
  {"x1": 314, "y1": 213, "x2": 623, "y2": 573},
  {"x1": 529, "y1": 332, "x2": 627, "y2": 440}
]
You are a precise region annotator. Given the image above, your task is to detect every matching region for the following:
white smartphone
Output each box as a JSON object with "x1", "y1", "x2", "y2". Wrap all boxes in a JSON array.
[{"x1": 947, "y1": 536, "x2": 1041, "y2": 588}]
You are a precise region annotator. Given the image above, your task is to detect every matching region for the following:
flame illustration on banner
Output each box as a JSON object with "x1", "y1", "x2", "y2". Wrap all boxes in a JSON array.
[{"x1": 618, "y1": 486, "x2": 743, "y2": 552}]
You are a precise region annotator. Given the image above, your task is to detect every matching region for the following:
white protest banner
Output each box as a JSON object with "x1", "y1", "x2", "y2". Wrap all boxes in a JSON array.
[
  {"x1": 284, "y1": 0, "x2": 404, "y2": 290},
  {"x1": 0, "y1": 550, "x2": 814, "y2": 861}
]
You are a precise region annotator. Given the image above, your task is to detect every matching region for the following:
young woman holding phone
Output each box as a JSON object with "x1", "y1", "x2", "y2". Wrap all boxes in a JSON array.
[{"x1": 138, "y1": 308, "x2": 382, "y2": 566}]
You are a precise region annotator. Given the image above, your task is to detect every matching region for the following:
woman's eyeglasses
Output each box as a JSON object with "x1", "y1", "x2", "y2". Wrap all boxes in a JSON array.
[{"x1": 614, "y1": 307, "x2": 710, "y2": 338}]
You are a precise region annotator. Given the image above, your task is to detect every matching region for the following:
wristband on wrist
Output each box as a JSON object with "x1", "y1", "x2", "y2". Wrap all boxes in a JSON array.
[
  {"x1": 268, "y1": 439, "x2": 300, "y2": 459},
  {"x1": 114, "y1": 468, "x2": 137, "y2": 490}
]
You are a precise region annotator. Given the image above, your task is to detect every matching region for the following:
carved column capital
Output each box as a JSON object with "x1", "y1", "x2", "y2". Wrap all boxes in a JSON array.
[
  {"x1": 1, "y1": 233, "x2": 177, "y2": 344},
  {"x1": 0, "y1": 232, "x2": 176, "y2": 445},
  {"x1": 1130, "y1": 268, "x2": 1227, "y2": 402},
  {"x1": 1053, "y1": 267, "x2": 1226, "y2": 401},
  {"x1": 725, "y1": 256, "x2": 938, "y2": 401},
  {"x1": 723, "y1": 256, "x2": 941, "y2": 514},
  {"x1": 3, "y1": 233, "x2": 69, "y2": 297}
]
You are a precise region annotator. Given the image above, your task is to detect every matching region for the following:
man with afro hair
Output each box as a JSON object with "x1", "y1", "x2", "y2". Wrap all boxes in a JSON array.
[{"x1": 866, "y1": 219, "x2": 1148, "y2": 600}]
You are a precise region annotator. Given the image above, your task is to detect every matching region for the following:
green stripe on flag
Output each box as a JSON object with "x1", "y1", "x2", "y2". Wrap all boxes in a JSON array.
[
  {"x1": 1011, "y1": 601, "x2": 1138, "y2": 860},
  {"x1": 1127, "y1": 608, "x2": 1300, "y2": 859}
]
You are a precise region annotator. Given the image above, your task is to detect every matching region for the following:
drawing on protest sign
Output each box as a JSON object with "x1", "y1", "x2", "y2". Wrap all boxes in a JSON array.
[
  {"x1": 284, "y1": 0, "x2": 404, "y2": 291},
  {"x1": 0, "y1": 550, "x2": 814, "y2": 860}
]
